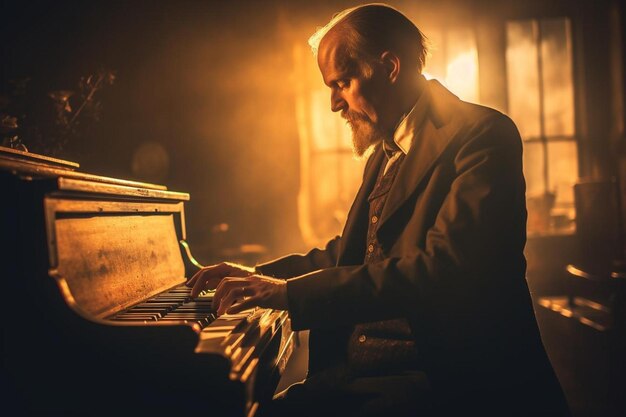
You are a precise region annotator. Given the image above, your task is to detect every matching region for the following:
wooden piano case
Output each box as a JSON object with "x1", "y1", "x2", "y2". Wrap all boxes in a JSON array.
[{"x1": 0, "y1": 147, "x2": 294, "y2": 416}]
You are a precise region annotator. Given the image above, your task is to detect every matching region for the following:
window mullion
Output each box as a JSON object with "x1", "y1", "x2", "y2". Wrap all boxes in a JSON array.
[{"x1": 535, "y1": 19, "x2": 549, "y2": 196}]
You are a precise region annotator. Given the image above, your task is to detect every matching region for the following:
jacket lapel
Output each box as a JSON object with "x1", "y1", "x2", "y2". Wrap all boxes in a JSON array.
[
  {"x1": 336, "y1": 147, "x2": 384, "y2": 265},
  {"x1": 337, "y1": 80, "x2": 466, "y2": 261},
  {"x1": 377, "y1": 81, "x2": 463, "y2": 236}
]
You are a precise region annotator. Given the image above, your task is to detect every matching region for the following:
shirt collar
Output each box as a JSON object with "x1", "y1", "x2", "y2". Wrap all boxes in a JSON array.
[{"x1": 386, "y1": 76, "x2": 429, "y2": 156}]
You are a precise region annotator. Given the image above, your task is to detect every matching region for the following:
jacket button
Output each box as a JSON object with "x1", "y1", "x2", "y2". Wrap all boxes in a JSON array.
[
  {"x1": 358, "y1": 334, "x2": 366, "y2": 343},
  {"x1": 371, "y1": 215, "x2": 378, "y2": 224},
  {"x1": 367, "y1": 244, "x2": 374, "y2": 253}
]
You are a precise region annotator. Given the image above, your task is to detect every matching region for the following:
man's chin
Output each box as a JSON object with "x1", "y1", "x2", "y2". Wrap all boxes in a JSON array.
[
  {"x1": 351, "y1": 138, "x2": 380, "y2": 159},
  {"x1": 354, "y1": 143, "x2": 377, "y2": 159},
  {"x1": 347, "y1": 118, "x2": 388, "y2": 159}
]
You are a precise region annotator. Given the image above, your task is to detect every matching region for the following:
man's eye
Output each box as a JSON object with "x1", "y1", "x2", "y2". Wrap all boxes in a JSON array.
[{"x1": 336, "y1": 80, "x2": 349, "y2": 89}]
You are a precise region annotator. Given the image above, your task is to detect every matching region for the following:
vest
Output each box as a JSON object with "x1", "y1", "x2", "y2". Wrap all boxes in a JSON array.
[{"x1": 346, "y1": 152, "x2": 421, "y2": 376}]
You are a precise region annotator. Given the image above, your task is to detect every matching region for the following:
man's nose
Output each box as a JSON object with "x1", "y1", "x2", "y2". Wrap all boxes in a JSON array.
[{"x1": 330, "y1": 90, "x2": 346, "y2": 113}]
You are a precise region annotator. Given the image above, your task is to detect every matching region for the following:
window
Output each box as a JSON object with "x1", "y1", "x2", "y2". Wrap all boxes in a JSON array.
[
  {"x1": 422, "y1": 28, "x2": 480, "y2": 103},
  {"x1": 506, "y1": 17, "x2": 578, "y2": 235}
]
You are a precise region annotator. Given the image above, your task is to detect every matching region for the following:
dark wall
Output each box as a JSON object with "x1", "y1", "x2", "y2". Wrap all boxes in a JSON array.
[{"x1": 2, "y1": 0, "x2": 315, "y2": 263}]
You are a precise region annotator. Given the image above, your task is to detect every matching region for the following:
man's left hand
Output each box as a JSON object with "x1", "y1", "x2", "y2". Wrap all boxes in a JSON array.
[{"x1": 213, "y1": 275, "x2": 288, "y2": 315}]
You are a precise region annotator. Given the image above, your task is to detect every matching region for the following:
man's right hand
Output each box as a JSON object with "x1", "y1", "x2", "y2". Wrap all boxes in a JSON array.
[{"x1": 186, "y1": 262, "x2": 255, "y2": 298}]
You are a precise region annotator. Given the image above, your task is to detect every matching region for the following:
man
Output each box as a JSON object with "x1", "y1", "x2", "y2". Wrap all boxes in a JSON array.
[{"x1": 188, "y1": 4, "x2": 570, "y2": 416}]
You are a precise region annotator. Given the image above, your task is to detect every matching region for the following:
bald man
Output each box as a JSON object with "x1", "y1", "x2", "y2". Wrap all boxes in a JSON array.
[{"x1": 189, "y1": 4, "x2": 570, "y2": 416}]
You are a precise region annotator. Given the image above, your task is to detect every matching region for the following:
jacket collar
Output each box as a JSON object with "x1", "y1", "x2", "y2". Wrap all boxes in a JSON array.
[
  {"x1": 336, "y1": 79, "x2": 465, "y2": 264},
  {"x1": 377, "y1": 79, "x2": 465, "y2": 233},
  {"x1": 390, "y1": 76, "x2": 430, "y2": 155}
]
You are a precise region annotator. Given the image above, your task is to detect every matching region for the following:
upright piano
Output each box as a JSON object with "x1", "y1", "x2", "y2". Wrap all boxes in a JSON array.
[{"x1": 0, "y1": 147, "x2": 294, "y2": 416}]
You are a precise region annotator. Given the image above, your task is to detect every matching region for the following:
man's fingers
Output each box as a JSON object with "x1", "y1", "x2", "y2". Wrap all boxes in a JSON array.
[
  {"x1": 188, "y1": 264, "x2": 233, "y2": 298},
  {"x1": 199, "y1": 274, "x2": 284, "y2": 315},
  {"x1": 190, "y1": 271, "x2": 216, "y2": 298},
  {"x1": 187, "y1": 263, "x2": 254, "y2": 298},
  {"x1": 213, "y1": 278, "x2": 253, "y2": 312},
  {"x1": 191, "y1": 279, "x2": 208, "y2": 298},
  {"x1": 187, "y1": 263, "x2": 227, "y2": 287},
  {"x1": 216, "y1": 285, "x2": 255, "y2": 315}
]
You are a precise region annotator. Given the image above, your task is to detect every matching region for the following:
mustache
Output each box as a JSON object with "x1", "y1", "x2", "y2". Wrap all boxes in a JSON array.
[{"x1": 342, "y1": 110, "x2": 370, "y2": 124}]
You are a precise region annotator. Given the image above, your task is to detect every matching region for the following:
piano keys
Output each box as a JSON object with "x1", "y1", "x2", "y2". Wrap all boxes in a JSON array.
[{"x1": 0, "y1": 146, "x2": 294, "y2": 416}]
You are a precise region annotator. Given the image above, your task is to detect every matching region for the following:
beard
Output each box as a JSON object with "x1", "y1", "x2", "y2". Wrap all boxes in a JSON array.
[{"x1": 344, "y1": 111, "x2": 390, "y2": 158}]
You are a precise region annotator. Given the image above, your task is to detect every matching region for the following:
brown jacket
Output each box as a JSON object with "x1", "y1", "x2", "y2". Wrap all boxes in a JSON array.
[{"x1": 257, "y1": 80, "x2": 570, "y2": 415}]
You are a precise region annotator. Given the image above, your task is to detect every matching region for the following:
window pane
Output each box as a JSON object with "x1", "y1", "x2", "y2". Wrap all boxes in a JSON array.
[
  {"x1": 506, "y1": 20, "x2": 541, "y2": 139},
  {"x1": 310, "y1": 89, "x2": 352, "y2": 151},
  {"x1": 547, "y1": 141, "x2": 578, "y2": 211},
  {"x1": 541, "y1": 18, "x2": 575, "y2": 137},
  {"x1": 523, "y1": 142, "x2": 546, "y2": 197},
  {"x1": 309, "y1": 153, "x2": 344, "y2": 237},
  {"x1": 422, "y1": 28, "x2": 479, "y2": 103},
  {"x1": 307, "y1": 152, "x2": 365, "y2": 237},
  {"x1": 445, "y1": 29, "x2": 479, "y2": 103},
  {"x1": 337, "y1": 154, "x2": 367, "y2": 224}
]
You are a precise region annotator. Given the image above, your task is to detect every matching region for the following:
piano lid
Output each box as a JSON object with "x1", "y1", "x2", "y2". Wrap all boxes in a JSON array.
[
  {"x1": 0, "y1": 146, "x2": 172, "y2": 193},
  {"x1": 52, "y1": 211, "x2": 187, "y2": 318},
  {"x1": 0, "y1": 145, "x2": 80, "y2": 169}
]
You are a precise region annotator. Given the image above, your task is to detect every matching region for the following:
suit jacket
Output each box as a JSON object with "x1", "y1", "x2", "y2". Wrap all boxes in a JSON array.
[{"x1": 257, "y1": 80, "x2": 570, "y2": 415}]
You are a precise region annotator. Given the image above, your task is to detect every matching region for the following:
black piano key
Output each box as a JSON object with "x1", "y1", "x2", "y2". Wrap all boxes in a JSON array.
[
  {"x1": 173, "y1": 307, "x2": 213, "y2": 313},
  {"x1": 125, "y1": 308, "x2": 168, "y2": 315},
  {"x1": 127, "y1": 309, "x2": 170, "y2": 315},
  {"x1": 143, "y1": 301, "x2": 182, "y2": 306},
  {"x1": 112, "y1": 316, "x2": 157, "y2": 322},
  {"x1": 115, "y1": 311, "x2": 160, "y2": 316},
  {"x1": 135, "y1": 302, "x2": 178, "y2": 307},
  {"x1": 108, "y1": 286, "x2": 217, "y2": 327},
  {"x1": 152, "y1": 296, "x2": 187, "y2": 300},
  {"x1": 116, "y1": 313, "x2": 162, "y2": 319},
  {"x1": 177, "y1": 303, "x2": 213, "y2": 307},
  {"x1": 130, "y1": 304, "x2": 174, "y2": 310},
  {"x1": 166, "y1": 288, "x2": 193, "y2": 293},
  {"x1": 110, "y1": 320, "x2": 153, "y2": 324}
]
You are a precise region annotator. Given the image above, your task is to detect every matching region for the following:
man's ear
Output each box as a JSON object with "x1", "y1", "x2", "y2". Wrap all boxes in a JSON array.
[{"x1": 380, "y1": 51, "x2": 400, "y2": 83}]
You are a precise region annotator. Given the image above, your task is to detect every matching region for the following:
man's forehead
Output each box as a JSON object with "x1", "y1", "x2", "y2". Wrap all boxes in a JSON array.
[
  {"x1": 318, "y1": 33, "x2": 357, "y2": 80},
  {"x1": 318, "y1": 31, "x2": 342, "y2": 63}
]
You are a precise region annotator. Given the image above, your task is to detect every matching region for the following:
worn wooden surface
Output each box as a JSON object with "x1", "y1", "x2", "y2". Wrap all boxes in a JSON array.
[{"x1": 55, "y1": 214, "x2": 186, "y2": 318}]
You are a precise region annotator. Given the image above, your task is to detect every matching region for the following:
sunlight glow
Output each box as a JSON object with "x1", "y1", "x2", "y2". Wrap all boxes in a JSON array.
[{"x1": 445, "y1": 50, "x2": 479, "y2": 103}]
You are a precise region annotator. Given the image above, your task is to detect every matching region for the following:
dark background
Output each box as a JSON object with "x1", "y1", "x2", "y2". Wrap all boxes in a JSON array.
[{"x1": 1, "y1": 0, "x2": 341, "y2": 263}]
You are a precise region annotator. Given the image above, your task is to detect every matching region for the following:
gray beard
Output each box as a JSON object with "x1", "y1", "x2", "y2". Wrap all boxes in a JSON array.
[{"x1": 345, "y1": 112, "x2": 390, "y2": 158}]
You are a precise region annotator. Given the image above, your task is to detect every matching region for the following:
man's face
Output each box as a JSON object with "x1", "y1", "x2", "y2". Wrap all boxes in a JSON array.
[{"x1": 317, "y1": 36, "x2": 391, "y2": 157}]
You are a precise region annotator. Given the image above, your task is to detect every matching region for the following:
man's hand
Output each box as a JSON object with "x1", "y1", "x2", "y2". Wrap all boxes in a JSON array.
[
  {"x1": 186, "y1": 262, "x2": 255, "y2": 298},
  {"x1": 213, "y1": 275, "x2": 288, "y2": 316}
]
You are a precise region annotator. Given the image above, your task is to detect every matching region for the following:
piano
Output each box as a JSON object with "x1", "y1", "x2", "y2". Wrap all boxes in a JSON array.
[{"x1": 0, "y1": 147, "x2": 295, "y2": 416}]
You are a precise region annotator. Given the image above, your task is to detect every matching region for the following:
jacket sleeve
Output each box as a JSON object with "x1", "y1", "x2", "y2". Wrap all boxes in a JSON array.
[
  {"x1": 285, "y1": 114, "x2": 528, "y2": 331},
  {"x1": 254, "y1": 235, "x2": 342, "y2": 278}
]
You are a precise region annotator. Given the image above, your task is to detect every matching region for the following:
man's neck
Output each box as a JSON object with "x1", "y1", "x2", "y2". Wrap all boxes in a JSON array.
[
  {"x1": 384, "y1": 75, "x2": 426, "y2": 154},
  {"x1": 382, "y1": 74, "x2": 426, "y2": 135},
  {"x1": 398, "y1": 75, "x2": 426, "y2": 121}
]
